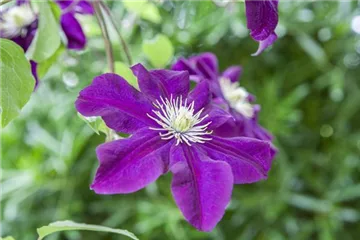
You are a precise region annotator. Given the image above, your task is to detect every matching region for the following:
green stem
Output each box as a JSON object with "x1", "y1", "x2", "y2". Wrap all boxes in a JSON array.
[
  {"x1": 0, "y1": 0, "x2": 13, "y2": 6},
  {"x1": 92, "y1": 1, "x2": 115, "y2": 73},
  {"x1": 99, "y1": 2, "x2": 133, "y2": 66}
]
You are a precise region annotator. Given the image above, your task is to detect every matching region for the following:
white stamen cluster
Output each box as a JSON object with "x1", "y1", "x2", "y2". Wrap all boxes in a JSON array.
[
  {"x1": 219, "y1": 77, "x2": 255, "y2": 118},
  {"x1": 147, "y1": 96, "x2": 212, "y2": 146},
  {"x1": 0, "y1": 5, "x2": 36, "y2": 38}
]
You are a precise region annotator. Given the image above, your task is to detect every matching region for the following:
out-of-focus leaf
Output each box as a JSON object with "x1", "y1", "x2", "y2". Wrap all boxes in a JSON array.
[
  {"x1": 327, "y1": 184, "x2": 360, "y2": 203},
  {"x1": 0, "y1": 237, "x2": 16, "y2": 240},
  {"x1": 37, "y1": 45, "x2": 65, "y2": 79},
  {"x1": 0, "y1": 39, "x2": 35, "y2": 127},
  {"x1": 26, "y1": 2, "x2": 61, "y2": 62},
  {"x1": 123, "y1": 0, "x2": 146, "y2": 13},
  {"x1": 77, "y1": 113, "x2": 104, "y2": 135},
  {"x1": 288, "y1": 194, "x2": 332, "y2": 213},
  {"x1": 106, "y1": 62, "x2": 138, "y2": 89},
  {"x1": 295, "y1": 33, "x2": 327, "y2": 67},
  {"x1": 37, "y1": 220, "x2": 138, "y2": 240},
  {"x1": 140, "y1": 4, "x2": 161, "y2": 23},
  {"x1": 123, "y1": 0, "x2": 161, "y2": 24},
  {"x1": 142, "y1": 34, "x2": 174, "y2": 68}
]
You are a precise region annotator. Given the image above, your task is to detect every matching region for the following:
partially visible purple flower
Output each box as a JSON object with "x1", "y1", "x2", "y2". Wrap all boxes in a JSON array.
[
  {"x1": 75, "y1": 64, "x2": 274, "y2": 231},
  {"x1": 0, "y1": 1, "x2": 38, "y2": 85},
  {"x1": 245, "y1": 0, "x2": 279, "y2": 55},
  {"x1": 0, "y1": 0, "x2": 93, "y2": 87},
  {"x1": 57, "y1": 0, "x2": 94, "y2": 50},
  {"x1": 172, "y1": 52, "x2": 274, "y2": 143}
]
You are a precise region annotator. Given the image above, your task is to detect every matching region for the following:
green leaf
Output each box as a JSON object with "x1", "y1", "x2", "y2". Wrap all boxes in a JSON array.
[
  {"x1": 123, "y1": 0, "x2": 146, "y2": 13},
  {"x1": 142, "y1": 34, "x2": 174, "y2": 68},
  {"x1": 37, "y1": 220, "x2": 139, "y2": 240},
  {"x1": 77, "y1": 113, "x2": 104, "y2": 135},
  {"x1": 0, "y1": 39, "x2": 35, "y2": 128},
  {"x1": 123, "y1": 1, "x2": 161, "y2": 24},
  {"x1": 0, "y1": 237, "x2": 16, "y2": 240},
  {"x1": 140, "y1": 3, "x2": 161, "y2": 24},
  {"x1": 37, "y1": 44, "x2": 65, "y2": 79},
  {"x1": 112, "y1": 62, "x2": 138, "y2": 89},
  {"x1": 26, "y1": 2, "x2": 61, "y2": 62}
]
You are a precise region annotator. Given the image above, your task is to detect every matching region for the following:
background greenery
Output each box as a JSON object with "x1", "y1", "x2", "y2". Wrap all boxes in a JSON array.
[{"x1": 1, "y1": 1, "x2": 360, "y2": 239}]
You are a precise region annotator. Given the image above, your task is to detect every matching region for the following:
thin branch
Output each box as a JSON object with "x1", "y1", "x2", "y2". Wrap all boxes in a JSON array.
[
  {"x1": 92, "y1": 1, "x2": 115, "y2": 73},
  {"x1": 99, "y1": 1, "x2": 133, "y2": 66}
]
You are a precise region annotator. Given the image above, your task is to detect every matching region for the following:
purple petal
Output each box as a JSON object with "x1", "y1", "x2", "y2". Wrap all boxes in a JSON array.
[
  {"x1": 149, "y1": 69, "x2": 190, "y2": 99},
  {"x1": 8, "y1": 21, "x2": 38, "y2": 52},
  {"x1": 214, "y1": 108, "x2": 273, "y2": 141},
  {"x1": 57, "y1": 0, "x2": 94, "y2": 14},
  {"x1": 187, "y1": 80, "x2": 211, "y2": 112},
  {"x1": 61, "y1": 13, "x2": 86, "y2": 50},
  {"x1": 75, "y1": 73, "x2": 153, "y2": 133},
  {"x1": 171, "y1": 58, "x2": 198, "y2": 75},
  {"x1": 200, "y1": 136, "x2": 273, "y2": 184},
  {"x1": 92, "y1": 128, "x2": 172, "y2": 194},
  {"x1": 251, "y1": 32, "x2": 278, "y2": 56},
  {"x1": 190, "y1": 53, "x2": 219, "y2": 79},
  {"x1": 16, "y1": 0, "x2": 28, "y2": 5},
  {"x1": 245, "y1": 0, "x2": 278, "y2": 41},
  {"x1": 170, "y1": 145, "x2": 233, "y2": 231},
  {"x1": 203, "y1": 103, "x2": 233, "y2": 130},
  {"x1": 132, "y1": 63, "x2": 190, "y2": 101},
  {"x1": 222, "y1": 66, "x2": 242, "y2": 83},
  {"x1": 30, "y1": 60, "x2": 38, "y2": 89}
]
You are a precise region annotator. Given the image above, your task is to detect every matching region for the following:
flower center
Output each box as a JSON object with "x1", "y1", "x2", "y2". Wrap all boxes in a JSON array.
[
  {"x1": 0, "y1": 5, "x2": 36, "y2": 38},
  {"x1": 147, "y1": 96, "x2": 212, "y2": 146},
  {"x1": 219, "y1": 77, "x2": 254, "y2": 118}
]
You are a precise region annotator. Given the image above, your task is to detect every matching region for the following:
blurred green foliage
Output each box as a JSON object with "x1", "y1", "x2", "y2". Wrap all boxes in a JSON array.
[{"x1": 1, "y1": 1, "x2": 360, "y2": 239}]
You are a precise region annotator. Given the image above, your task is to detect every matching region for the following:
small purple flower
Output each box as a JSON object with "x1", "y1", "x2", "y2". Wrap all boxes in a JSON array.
[
  {"x1": 75, "y1": 64, "x2": 274, "y2": 231},
  {"x1": 57, "y1": 0, "x2": 94, "y2": 50},
  {"x1": 245, "y1": 0, "x2": 279, "y2": 55},
  {"x1": 172, "y1": 52, "x2": 274, "y2": 142}
]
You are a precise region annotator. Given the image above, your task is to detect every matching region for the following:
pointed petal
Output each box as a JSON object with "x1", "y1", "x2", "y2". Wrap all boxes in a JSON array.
[
  {"x1": 30, "y1": 60, "x2": 38, "y2": 89},
  {"x1": 222, "y1": 66, "x2": 242, "y2": 83},
  {"x1": 203, "y1": 104, "x2": 233, "y2": 130},
  {"x1": 201, "y1": 136, "x2": 273, "y2": 184},
  {"x1": 251, "y1": 32, "x2": 278, "y2": 56},
  {"x1": 170, "y1": 145, "x2": 233, "y2": 232},
  {"x1": 131, "y1": 63, "x2": 190, "y2": 101},
  {"x1": 57, "y1": 0, "x2": 94, "y2": 14},
  {"x1": 61, "y1": 13, "x2": 86, "y2": 50},
  {"x1": 214, "y1": 107, "x2": 274, "y2": 142},
  {"x1": 245, "y1": 0, "x2": 279, "y2": 41},
  {"x1": 190, "y1": 52, "x2": 219, "y2": 79},
  {"x1": 187, "y1": 81, "x2": 211, "y2": 112},
  {"x1": 75, "y1": 73, "x2": 153, "y2": 133},
  {"x1": 149, "y1": 69, "x2": 190, "y2": 99},
  {"x1": 92, "y1": 129, "x2": 172, "y2": 194}
]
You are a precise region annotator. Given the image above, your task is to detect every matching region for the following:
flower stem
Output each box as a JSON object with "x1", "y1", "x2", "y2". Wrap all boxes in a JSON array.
[
  {"x1": 0, "y1": 0, "x2": 13, "y2": 6},
  {"x1": 99, "y1": 2, "x2": 133, "y2": 66},
  {"x1": 92, "y1": 1, "x2": 115, "y2": 73}
]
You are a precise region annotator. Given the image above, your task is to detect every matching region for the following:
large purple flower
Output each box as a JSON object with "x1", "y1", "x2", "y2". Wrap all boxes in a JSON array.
[
  {"x1": 75, "y1": 64, "x2": 274, "y2": 231},
  {"x1": 244, "y1": 0, "x2": 279, "y2": 55},
  {"x1": 57, "y1": 0, "x2": 94, "y2": 50},
  {"x1": 172, "y1": 52, "x2": 274, "y2": 142}
]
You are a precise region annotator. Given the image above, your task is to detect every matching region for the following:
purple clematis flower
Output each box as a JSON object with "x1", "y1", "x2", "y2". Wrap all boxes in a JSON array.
[
  {"x1": 0, "y1": 1, "x2": 38, "y2": 86},
  {"x1": 244, "y1": 0, "x2": 279, "y2": 55},
  {"x1": 172, "y1": 52, "x2": 274, "y2": 143},
  {"x1": 75, "y1": 64, "x2": 274, "y2": 231},
  {"x1": 56, "y1": 0, "x2": 94, "y2": 50},
  {"x1": 0, "y1": 0, "x2": 93, "y2": 87}
]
